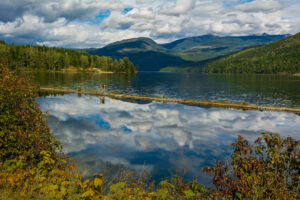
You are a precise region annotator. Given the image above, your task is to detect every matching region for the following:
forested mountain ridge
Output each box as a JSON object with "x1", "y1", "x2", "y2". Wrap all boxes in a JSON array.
[
  {"x1": 86, "y1": 37, "x2": 190, "y2": 71},
  {"x1": 204, "y1": 33, "x2": 300, "y2": 74},
  {"x1": 0, "y1": 41, "x2": 136, "y2": 73},
  {"x1": 86, "y1": 34, "x2": 288, "y2": 71}
]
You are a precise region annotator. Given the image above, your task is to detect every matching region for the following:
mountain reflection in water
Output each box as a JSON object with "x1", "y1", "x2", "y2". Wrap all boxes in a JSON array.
[{"x1": 37, "y1": 94, "x2": 300, "y2": 185}]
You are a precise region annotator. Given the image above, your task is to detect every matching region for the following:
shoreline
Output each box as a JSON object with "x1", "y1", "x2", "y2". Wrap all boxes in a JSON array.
[
  {"x1": 39, "y1": 87, "x2": 300, "y2": 114},
  {"x1": 15, "y1": 69, "x2": 137, "y2": 74},
  {"x1": 19, "y1": 70, "x2": 118, "y2": 74}
]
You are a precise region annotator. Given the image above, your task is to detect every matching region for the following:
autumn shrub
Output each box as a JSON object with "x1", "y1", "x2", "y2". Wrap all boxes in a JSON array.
[
  {"x1": 0, "y1": 63, "x2": 81, "y2": 199},
  {"x1": 204, "y1": 133, "x2": 300, "y2": 199},
  {"x1": 0, "y1": 64, "x2": 59, "y2": 164}
]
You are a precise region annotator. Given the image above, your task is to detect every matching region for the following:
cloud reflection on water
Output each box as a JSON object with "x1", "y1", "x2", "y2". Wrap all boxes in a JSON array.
[{"x1": 37, "y1": 94, "x2": 300, "y2": 184}]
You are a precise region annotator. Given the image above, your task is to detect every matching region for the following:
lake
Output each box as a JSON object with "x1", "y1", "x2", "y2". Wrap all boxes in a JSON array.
[{"x1": 25, "y1": 71, "x2": 300, "y2": 185}]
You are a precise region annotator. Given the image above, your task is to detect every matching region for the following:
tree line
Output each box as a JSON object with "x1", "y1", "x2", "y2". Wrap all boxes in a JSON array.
[
  {"x1": 204, "y1": 33, "x2": 300, "y2": 74},
  {"x1": 0, "y1": 41, "x2": 136, "y2": 73}
]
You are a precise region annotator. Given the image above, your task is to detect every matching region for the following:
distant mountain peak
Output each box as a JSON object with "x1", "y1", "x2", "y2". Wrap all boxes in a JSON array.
[{"x1": 106, "y1": 37, "x2": 157, "y2": 47}]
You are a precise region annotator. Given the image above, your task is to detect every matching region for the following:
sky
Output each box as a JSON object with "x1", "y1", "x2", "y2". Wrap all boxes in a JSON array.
[{"x1": 0, "y1": 0, "x2": 299, "y2": 48}]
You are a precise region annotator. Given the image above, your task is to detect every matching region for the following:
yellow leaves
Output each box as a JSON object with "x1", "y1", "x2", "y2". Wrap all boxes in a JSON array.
[
  {"x1": 80, "y1": 189, "x2": 96, "y2": 199},
  {"x1": 79, "y1": 175, "x2": 105, "y2": 199},
  {"x1": 94, "y1": 177, "x2": 103, "y2": 188},
  {"x1": 156, "y1": 188, "x2": 175, "y2": 200},
  {"x1": 184, "y1": 189, "x2": 195, "y2": 198},
  {"x1": 81, "y1": 179, "x2": 90, "y2": 190},
  {"x1": 49, "y1": 184, "x2": 59, "y2": 191},
  {"x1": 109, "y1": 182, "x2": 127, "y2": 193},
  {"x1": 60, "y1": 158, "x2": 68, "y2": 164},
  {"x1": 7, "y1": 176, "x2": 14, "y2": 185},
  {"x1": 60, "y1": 185, "x2": 67, "y2": 196},
  {"x1": 149, "y1": 192, "x2": 156, "y2": 197},
  {"x1": 102, "y1": 196, "x2": 111, "y2": 200}
]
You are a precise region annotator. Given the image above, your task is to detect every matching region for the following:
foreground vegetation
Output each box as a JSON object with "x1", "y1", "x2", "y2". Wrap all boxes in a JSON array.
[
  {"x1": 0, "y1": 41, "x2": 136, "y2": 73},
  {"x1": 1, "y1": 64, "x2": 299, "y2": 199},
  {"x1": 204, "y1": 33, "x2": 300, "y2": 74}
]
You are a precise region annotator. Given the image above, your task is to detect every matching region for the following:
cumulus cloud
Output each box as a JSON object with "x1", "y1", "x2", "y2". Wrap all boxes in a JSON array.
[
  {"x1": 0, "y1": 0, "x2": 299, "y2": 47},
  {"x1": 160, "y1": 0, "x2": 195, "y2": 15},
  {"x1": 235, "y1": 0, "x2": 283, "y2": 13}
]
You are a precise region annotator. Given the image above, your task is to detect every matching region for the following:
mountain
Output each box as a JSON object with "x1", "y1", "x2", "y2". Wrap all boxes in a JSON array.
[
  {"x1": 162, "y1": 34, "x2": 289, "y2": 62},
  {"x1": 103, "y1": 37, "x2": 166, "y2": 52},
  {"x1": 86, "y1": 34, "x2": 288, "y2": 71},
  {"x1": 87, "y1": 37, "x2": 190, "y2": 71},
  {"x1": 204, "y1": 33, "x2": 300, "y2": 74}
]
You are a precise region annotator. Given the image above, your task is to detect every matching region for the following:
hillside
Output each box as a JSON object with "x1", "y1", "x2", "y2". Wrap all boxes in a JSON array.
[
  {"x1": 87, "y1": 37, "x2": 190, "y2": 71},
  {"x1": 86, "y1": 34, "x2": 287, "y2": 71},
  {"x1": 164, "y1": 34, "x2": 288, "y2": 62},
  {"x1": 0, "y1": 41, "x2": 136, "y2": 73},
  {"x1": 204, "y1": 33, "x2": 300, "y2": 74}
]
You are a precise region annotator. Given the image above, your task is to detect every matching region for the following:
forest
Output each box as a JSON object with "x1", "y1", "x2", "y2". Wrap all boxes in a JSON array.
[
  {"x1": 0, "y1": 41, "x2": 136, "y2": 74},
  {"x1": 204, "y1": 33, "x2": 300, "y2": 74}
]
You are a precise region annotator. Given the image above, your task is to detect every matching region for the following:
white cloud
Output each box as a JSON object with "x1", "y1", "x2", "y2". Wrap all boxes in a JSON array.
[
  {"x1": 235, "y1": 0, "x2": 283, "y2": 13},
  {"x1": 160, "y1": 0, "x2": 195, "y2": 15},
  {"x1": 0, "y1": 0, "x2": 299, "y2": 48}
]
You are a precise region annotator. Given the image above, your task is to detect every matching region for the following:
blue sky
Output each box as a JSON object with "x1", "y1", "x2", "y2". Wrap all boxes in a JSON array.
[
  {"x1": 0, "y1": 0, "x2": 299, "y2": 48},
  {"x1": 223, "y1": 0, "x2": 254, "y2": 8}
]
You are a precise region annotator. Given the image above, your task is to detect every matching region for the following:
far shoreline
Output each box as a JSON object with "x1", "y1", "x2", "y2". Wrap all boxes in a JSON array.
[{"x1": 16, "y1": 69, "x2": 136, "y2": 74}]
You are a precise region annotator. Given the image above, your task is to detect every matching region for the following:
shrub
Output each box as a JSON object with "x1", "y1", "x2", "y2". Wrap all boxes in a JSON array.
[
  {"x1": 0, "y1": 63, "x2": 80, "y2": 199},
  {"x1": 204, "y1": 132, "x2": 300, "y2": 199},
  {"x1": 0, "y1": 64, "x2": 59, "y2": 165}
]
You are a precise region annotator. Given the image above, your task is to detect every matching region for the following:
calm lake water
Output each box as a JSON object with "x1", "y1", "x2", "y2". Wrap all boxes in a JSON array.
[
  {"x1": 36, "y1": 94, "x2": 300, "y2": 185},
  {"x1": 22, "y1": 71, "x2": 300, "y2": 107},
  {"x1": 24, "y1": 71, "x2": 300, "y2": 185}
]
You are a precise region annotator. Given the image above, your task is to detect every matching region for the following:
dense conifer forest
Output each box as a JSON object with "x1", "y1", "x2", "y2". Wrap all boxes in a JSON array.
[
  {"x1": 204, "y1": 33, "x2": 300, "y2": 74},
  {"x1": 0, "y1": 41, "x2": 136, "y2": 73}
]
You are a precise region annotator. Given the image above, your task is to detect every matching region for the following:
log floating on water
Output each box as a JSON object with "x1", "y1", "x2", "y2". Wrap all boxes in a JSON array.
[{"x1": 39, "y1": 87, "x2": 300, "y2": 114}]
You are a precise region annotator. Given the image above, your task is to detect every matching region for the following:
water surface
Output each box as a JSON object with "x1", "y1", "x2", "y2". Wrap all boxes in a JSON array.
[
  {"x1": 37, "y1": 94, "x2": 300, "y2": 185},
  {"x1": 23, "y1": 71, "x2": 300, "y2": 107}
]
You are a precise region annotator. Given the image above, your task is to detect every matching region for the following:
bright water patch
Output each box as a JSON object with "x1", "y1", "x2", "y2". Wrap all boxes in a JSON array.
[{"x1": 37, "y1": 94, "x2": 300, "y2": 185}]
